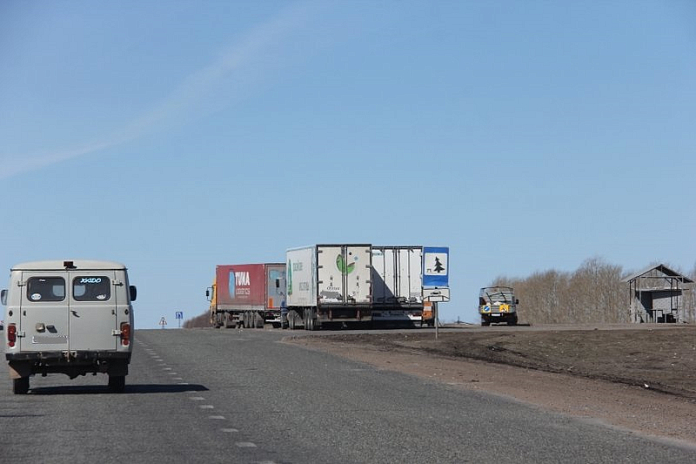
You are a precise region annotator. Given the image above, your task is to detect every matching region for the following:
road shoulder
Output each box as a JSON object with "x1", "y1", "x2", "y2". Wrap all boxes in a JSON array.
[{"x1": 287, "y1": 335, "x2": 696, "y2": 447}]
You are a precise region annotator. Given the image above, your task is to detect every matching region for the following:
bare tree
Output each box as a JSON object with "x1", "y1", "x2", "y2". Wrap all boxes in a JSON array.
[
  {"x1": 491, "y1": 258, "x2": 626, "y2": 324},
  {"x1": 184, "y1": 311, "x2": 214, "y2": 328}
]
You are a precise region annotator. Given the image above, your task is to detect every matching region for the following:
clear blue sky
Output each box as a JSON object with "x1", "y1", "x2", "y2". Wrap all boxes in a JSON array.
[{"x1": 2, "y1": 1, "x2": 695, "y2": 328}]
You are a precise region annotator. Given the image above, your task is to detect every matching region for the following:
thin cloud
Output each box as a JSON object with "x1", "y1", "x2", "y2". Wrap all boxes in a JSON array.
[{"x1": 0, "y1": 2, "x2": 317, "y2": 180}]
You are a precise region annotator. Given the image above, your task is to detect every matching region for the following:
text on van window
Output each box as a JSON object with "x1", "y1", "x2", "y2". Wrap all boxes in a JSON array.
[{"x1": 73, "y1": 276, "x2": 111, "y2": 301}]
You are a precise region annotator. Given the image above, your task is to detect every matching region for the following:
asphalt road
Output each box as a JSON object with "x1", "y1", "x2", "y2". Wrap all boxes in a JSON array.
[{"x1": 1, "y1": 328, "x2": 695, "y2": 463}]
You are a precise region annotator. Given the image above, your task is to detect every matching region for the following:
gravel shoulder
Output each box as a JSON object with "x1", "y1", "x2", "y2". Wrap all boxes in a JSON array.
[{"x1": 285, "y1": 324, "x2": 696, "y2": 446}]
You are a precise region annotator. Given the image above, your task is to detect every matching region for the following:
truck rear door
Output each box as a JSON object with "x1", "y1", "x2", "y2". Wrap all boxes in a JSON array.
[
  {"x1": 344, "y1": 245, "x2": 371, "y2": 304},
  {"x1": 266, "y1": 265, "x2": 286, "y2": 309},
  {"x1": 318, "y1": 245, "x2": 371, "y2": 304},
  {"x1": 68, "y1": 271, "x2": 118, "y2": 351},
  {"x1": 19, "y1": 271, "x2": 70, "y2": 352}
]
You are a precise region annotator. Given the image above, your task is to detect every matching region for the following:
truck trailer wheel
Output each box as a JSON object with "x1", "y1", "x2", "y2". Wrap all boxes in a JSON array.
[
  {"x1": 108, "y1": 375, "x2": 126, "y2": 393},
  {"x1": 304, "y1": 309, "x2": 317, "y2": 331},
  {"x1": 287, "y1": 310, "x2": 301, "y2": 330},
  {"x1": 13, "y1": 377, "x2": 29, "y2": 395},
  {"x1": 254, "y1": 313, "x2": 264, "y2": 329}
]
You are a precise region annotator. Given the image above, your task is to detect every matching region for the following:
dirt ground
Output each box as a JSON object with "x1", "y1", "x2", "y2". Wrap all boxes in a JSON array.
[{"x1": 286, "y1": 324, "x2": 696, "y2": 446}]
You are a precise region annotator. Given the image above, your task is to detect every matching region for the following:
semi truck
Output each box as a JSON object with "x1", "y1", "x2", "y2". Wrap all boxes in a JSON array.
[
  {"x1": 479, "y1": 286, "x2": 519, "y2": 326},
  {"x1": 286, "y1": 244, "x2": 372, "y2": 330},
  {"x1": 371, "y1": 246, "x2": 424, "y2": 327},
  {"x1": 1, "y1": 260, "x2": 136, "y2": 394},
  {"x1": 207, "y1": 263, "x2": 286, "y2": 329}
]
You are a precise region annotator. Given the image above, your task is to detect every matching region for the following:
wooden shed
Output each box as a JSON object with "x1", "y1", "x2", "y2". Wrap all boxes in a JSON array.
[{"x1": 623, "y1": 264, "x2": 694, "y2": 323}]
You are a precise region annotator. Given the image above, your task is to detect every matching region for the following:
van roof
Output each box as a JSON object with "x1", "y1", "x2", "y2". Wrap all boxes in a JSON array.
[{"x1": 11, "y1": 260, "x2": 127, "y2": 271}]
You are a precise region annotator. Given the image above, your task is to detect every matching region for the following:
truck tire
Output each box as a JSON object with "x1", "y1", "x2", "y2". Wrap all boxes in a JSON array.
[
  {"x1": 13, "y1": 377, "x2": 29, "y2": 395},
  {"x1": 305, "y1": 309, "x2": 316, "y2": 331},
  {"x1": 108, "y1": 375, "x2": 126, "y2": 393},
  {"x1": 288, "y1": 310, "x2": 300, "y2": 330},
  {"x1": 254, "y1": 313, "x2": 264, "y2": 329}
]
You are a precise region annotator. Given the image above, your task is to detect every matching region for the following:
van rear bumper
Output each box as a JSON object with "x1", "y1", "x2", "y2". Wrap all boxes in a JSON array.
[
  {"x1": 6, "y1": 350, "x2": 131, "y2": 362},
  {"x1": 6, "y1": 351, "x2": 131, "y2": 379}
]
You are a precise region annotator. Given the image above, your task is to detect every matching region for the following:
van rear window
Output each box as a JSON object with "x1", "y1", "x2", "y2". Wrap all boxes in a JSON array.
[
  {"x1": 73, "y1": 276, "x2": 111, "y2": 301},
  {"x1": 27, "y1": 277, "x2": 66, "y2": 302}
]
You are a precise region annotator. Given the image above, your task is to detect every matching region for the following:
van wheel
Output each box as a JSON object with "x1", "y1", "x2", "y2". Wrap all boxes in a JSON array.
[
  {"x1": 108, "y1": 375, "x2": 126, "y2": 393},
  {"x1": 13, "y1": 377, "x2": 29, "y2": 395}
]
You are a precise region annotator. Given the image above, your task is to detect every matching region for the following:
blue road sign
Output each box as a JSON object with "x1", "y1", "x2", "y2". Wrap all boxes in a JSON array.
[
  {"x1": 175, "y1": 311, "x2": 183, "y2": 320},
  {"x1": 423, "y1": 246, "x2": 449, "y2": 287}
]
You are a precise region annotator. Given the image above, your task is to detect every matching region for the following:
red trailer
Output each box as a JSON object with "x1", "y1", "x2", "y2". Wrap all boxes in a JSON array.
[{"x1": 208, "y1": 263, "x2": 286, "y2": 328}]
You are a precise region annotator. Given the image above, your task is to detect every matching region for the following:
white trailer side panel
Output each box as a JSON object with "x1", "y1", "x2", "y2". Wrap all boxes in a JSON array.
[
  {"x1": 372, "y1": 246, "x2": 423, "y2": 305},
  {"x1": 287, "y1": 246, "x2": 316, "y2": 307},
  {"x1": 371, "y1": 248, "x2": 390, "y2": 303},
  {"x1": 405, "y1": 247, "x2": 423, "y2": 303}
]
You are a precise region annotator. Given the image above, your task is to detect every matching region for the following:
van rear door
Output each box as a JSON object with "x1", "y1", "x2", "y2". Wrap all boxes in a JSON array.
[
  {"x1": 68, "y1": 271, "x2": 118, "y2": 351},
  {"x1": 19, "y1": 271, "x2": 70, "y2": 352}
]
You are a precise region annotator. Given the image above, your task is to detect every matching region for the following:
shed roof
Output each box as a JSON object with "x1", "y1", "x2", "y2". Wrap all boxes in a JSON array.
[{"x1": 622, "y1": 264, "x2": 694, "y2": 283}]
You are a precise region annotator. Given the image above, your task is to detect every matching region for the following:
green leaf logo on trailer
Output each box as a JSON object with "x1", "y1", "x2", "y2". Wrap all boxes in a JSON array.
[
  {"x1": 287, "y1": 260, "x2": 292, "y2": 295},
  {"x1": 336, "y1": 254, "x2": 356, "y2": 275}
]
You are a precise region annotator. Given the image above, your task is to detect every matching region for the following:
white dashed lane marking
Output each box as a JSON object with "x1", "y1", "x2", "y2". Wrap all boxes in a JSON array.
[
  {"x1": 236, "y1": 442, "x2": 257, "y2": 448},
  {"x1": 143, "y1": 343, "x2": 269, "y2": 459}
]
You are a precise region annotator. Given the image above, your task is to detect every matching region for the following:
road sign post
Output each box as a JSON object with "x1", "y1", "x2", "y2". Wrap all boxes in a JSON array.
[
  {"x1": 423, "y1": 247, "x2": 450, "y2": 339},
  {"x1": 175, "y1": 311, "x2": 183, "y2": 328}
]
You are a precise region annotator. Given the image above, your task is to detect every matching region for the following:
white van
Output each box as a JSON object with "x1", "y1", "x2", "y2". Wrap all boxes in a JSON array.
[{"x1": 1, "y1": 260, "x2": 136, "y2": 394}]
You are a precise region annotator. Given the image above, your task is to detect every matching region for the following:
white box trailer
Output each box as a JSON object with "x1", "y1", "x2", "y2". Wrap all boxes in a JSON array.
[
  {"x1": 286, "y1": 244, "x2": 372, "y2": 330},
  {"x1": 371, "y1": 246, "x2": 424, "y2": 326}
]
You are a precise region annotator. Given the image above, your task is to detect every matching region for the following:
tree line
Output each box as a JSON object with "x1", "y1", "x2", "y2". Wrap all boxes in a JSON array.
[
  {"x1": 183, "y1": 312, "x2": 213, "y2": 328},
  {"x1": 491, "y1": 258, "x2": 696, "y2": 324}
]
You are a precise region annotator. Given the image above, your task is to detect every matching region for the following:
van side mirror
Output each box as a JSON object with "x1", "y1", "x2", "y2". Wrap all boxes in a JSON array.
[
  {"x1": 1, "y1": 289, "x2": 7, "y2": 306},
  {"x1": 129, "y1": 286, "x2": 137, "y2": 302},
  {"x1": 206, "y1": 288, "x2": 211, "y2": 301},
  {"x1": 478, "y1": 297, "x2": 486, "y2": 306},
  {"x1": 516, "y1": 299, "x2": 520, "y2": 304},
  {"x1": 275, "y1": 279, "x2": 280, "y2": 288}
]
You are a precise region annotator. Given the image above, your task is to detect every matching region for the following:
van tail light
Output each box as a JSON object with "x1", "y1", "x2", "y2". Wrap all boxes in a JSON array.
[
  {"x1": 120, "y1": 322, "x2": 131, "y2": 347},
  {"x1": 7, "y1": 324, "x2": 17, "y2": 348}
]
